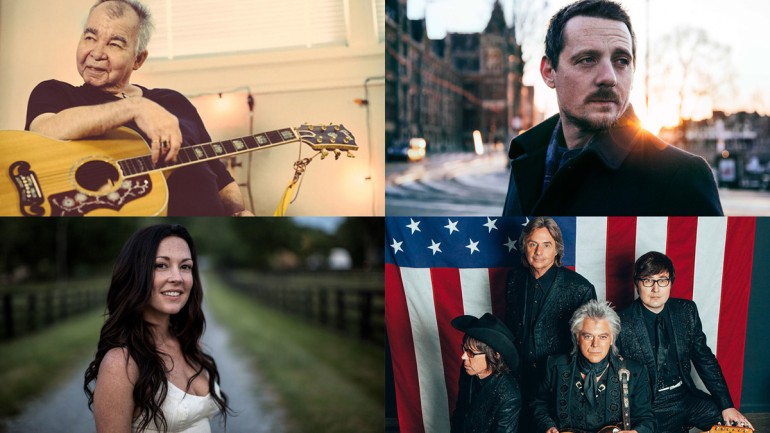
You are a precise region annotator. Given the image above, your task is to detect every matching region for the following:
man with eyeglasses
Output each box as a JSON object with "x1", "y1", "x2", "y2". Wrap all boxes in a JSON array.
[{"x1": 617, "y1": 251, "x2": 754, "y2": 432}]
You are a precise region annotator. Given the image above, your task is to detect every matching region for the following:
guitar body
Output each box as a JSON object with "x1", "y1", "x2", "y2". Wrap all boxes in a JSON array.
[
  {"x1": 561, "y1": 424, "x2": 622, "y2": 433},
  {"x1": 1, "y1": 123, "x2": 356, "y2": 216},
  {"x1": 0, "y1": 128, "x2": 168, "y2": 216}
]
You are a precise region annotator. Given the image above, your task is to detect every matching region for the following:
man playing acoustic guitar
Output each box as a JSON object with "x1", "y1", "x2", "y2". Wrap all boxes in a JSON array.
[
  {"x1": 25, "y1": 0, "x2": 253, "y2": 216},
  {"x1": 532, "y1": 300, "x2": 657, "y2": 433}
]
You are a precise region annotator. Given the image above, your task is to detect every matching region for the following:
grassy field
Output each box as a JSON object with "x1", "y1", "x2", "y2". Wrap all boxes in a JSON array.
[
  {"x1": 0, "y1": 273, "x2": 384, "y2": 433},
  {"x1": 204, "y1": 272, "x2": 384, "y2": 433},
  {"x1": 0, "y1": 308, "x2": 102, "y2": 417}
]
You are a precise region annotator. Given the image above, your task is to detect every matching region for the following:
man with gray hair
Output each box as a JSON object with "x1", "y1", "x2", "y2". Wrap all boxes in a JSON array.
[
  {"x1": 532, "y1": 300, "x2": 656, "y2": 433},
  {"x1": 25, "y1": 0, "x2": 253, "y2": 216},
  {"x1": 504, "y1": 216, "x2": 596, "y2": 431}
]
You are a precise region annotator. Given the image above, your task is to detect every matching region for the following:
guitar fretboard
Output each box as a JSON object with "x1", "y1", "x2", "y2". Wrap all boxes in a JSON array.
[{"x1": 118, "y1": 128, "x2": 297, "y2": 176}]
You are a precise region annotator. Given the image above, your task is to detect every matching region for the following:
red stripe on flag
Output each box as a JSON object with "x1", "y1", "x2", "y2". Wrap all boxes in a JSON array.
[
  {"x1": 385, "y1": 264, "x2": 425, "y2": 433},
  {"x1": 718, "y1": 217, "x2": 755, "y2": 408},
  {"x1": 605, "y1": 217, "x2": 637, "y2": 308},
  {"x1": 666, "y1": 217, "x2": 698, "y2": 300},
  {"x1": 489, "y1": 267, "x2": 512, "y2": 319},
  {"x1": 430, "y1": 268, "x2": 465, "y2": 417}
]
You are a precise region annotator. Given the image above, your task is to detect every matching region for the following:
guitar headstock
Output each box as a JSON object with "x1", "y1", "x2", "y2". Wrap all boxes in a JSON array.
[{"x1": 297, "y1": 123, "x2": 358, "y2": 160}]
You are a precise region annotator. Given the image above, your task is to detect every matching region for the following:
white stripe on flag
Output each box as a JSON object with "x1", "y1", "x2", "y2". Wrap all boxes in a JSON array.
[
  {"x1": 635, "y1": 217, "x2": 669, "y2": 260},
  {"x1": 401, "y1": 267, "x2": 451, "y2": 433},
  {"x1": 692, "y1": 218, "x2": 728, "y2": 353},
  {"x1": 460, "y1": 268, "x2": 493, "y2": 317},
  {"x1": 576, "y1": 217, "x2": 608, "y2": 301}
]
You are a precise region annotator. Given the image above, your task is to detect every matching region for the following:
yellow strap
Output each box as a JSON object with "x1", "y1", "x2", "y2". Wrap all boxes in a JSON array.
[{"x1": 273, "y1": 180, "x2": 297, "y2": 216}]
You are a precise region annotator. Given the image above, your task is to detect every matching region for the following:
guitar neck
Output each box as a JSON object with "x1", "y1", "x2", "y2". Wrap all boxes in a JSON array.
[{"x1": 117, "y1": 127, "x2": 298, "y2": 176}]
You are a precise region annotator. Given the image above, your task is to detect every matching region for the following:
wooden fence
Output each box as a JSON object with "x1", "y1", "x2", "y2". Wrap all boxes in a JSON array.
[
  {"x1": 219, "y1": 270, "x2": 385, "y2": 345},
  {"x1": 0, "y1": 282, "x2": 106, "y2": 340}
]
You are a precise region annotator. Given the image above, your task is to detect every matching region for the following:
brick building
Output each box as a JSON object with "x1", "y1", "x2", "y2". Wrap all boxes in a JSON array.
[{"x1": 386, "y1": 0, "x2": 534, "y2": 153}]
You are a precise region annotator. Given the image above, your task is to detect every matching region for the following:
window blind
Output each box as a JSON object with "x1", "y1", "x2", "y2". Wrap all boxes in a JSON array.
[
  {"x1": 375, "y1": 0, "x2": 385, "y2": 41},
  {"x1": 144, "y1": 0, "x2": 347, "y2": 59}
]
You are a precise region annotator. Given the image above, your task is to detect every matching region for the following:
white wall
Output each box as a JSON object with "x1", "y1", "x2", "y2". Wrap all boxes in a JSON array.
[{"x1": 0, "y1": 0, "x2": 384, "y2": 216}]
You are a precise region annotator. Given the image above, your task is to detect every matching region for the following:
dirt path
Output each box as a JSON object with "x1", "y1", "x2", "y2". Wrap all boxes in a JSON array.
[{"x1": 1, "y1": 304, "x2": 286, "y2": 433}]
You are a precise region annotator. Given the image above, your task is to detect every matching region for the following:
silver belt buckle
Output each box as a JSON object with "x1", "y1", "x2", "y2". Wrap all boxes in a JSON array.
[{"x1": 658, "y1": 380, "x2": 683, "y2": 392}]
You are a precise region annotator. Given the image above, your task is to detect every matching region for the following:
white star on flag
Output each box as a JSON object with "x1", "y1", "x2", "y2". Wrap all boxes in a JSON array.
[
  {"x1": 465, "y1": 238, "x2": 480, "y2": 254},
  {"x1": 407, "y1": 218, "x2": 421, "y2": 235},
  {"x1": 444, "y1": 219, "x2": 459, "y2": 235},
  {"x1": 390, "y1": 238, "x2": 403, "y2": 254},
  {"x1": 483, "y1": 217, "x2": 498, "y2": 233},
  {"x1": 428, "y1": 240, "x2": 442, "y2": 255},
  {"x1": 504, "y1": 237, "x2": 518, "y2": 252}
]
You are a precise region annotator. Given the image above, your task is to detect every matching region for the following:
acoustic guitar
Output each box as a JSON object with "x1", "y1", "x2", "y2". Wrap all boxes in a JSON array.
[
  {"x1": 0, "y1": 124, "x2": 356, "y2": 216},
  {"x1": 701, "y1": 426, "x2": 754, "y2": 433},
  {"x1": 561, "y1": 424, "x2": 755, "y2": 433},
  {"x1": 561, "y1": 424, "x2": 622, "y2": 433}
]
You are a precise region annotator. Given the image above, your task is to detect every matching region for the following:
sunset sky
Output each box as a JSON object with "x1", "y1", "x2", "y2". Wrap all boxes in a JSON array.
[{"x1": 407, "y1": 0, "x2": 770, "y2": 133}]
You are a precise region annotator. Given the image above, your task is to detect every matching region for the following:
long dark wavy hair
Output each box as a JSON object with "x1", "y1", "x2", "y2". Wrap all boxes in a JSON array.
[{"x1": 84, "y1": 224, "x2": 230, "y2": 432}]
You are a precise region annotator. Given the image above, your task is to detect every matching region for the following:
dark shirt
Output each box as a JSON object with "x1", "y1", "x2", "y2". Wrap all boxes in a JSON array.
[
  {"x1": 640, "y1": 306, "x2": 681, "y2": 389},
  {"x1": 523, "y1": 266, "x2": 557, "y2": 363},
  {"x1": 25, "y1": 79, "x2": 235, "y2": 216}
]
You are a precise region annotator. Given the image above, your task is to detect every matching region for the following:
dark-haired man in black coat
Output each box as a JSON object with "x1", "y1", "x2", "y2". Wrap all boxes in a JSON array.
[
  {"x1": 617, "y1": 251, "x2": 753, "y2": 432},
  {"x1": 505, "y1": 217, "x2": 596, "y2": 431},
  {"x1": 502, "y1": 0, "x2": 722, "y2": 216}
]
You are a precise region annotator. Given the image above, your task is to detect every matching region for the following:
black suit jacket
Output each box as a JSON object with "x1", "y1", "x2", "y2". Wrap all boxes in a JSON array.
[
  {"x1": 502, "y1": 106, "x2": 723, "y2": 216},
  {"x1": 531, "y1": 353, "x2": 657, "y2": 433},
  {"x1": 617, "y1": 298, "x2": 734, "y2": 410},
  {"x1": 504, "y1": 266, "x2": 596, "y2": 371}
]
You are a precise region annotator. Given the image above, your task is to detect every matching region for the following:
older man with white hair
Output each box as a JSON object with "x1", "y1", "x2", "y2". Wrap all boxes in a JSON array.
[{"x1": 532, "y1": 300, "x2": 657, "y2": 433}]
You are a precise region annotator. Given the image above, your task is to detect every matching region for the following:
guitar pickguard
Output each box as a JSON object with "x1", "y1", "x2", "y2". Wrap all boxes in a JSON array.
[
  {"x1": 9, "y1": 161, "x2": 46, "y2": 216},
  {"x1": 48, "y1": 175, "x2": 153, "y2": 216}
]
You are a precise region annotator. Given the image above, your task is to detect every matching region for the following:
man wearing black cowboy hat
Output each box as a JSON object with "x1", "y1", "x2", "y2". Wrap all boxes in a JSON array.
[{"x1": 450, "y1": 313, "x2": 521, "y2": 433}]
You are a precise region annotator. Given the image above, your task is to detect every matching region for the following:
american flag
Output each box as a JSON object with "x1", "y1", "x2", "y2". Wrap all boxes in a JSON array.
[{"x1": 385, "y1": 217, "x2": 756, "y2": 433}]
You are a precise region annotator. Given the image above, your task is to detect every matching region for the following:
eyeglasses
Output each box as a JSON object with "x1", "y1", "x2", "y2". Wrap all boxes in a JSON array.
[
  {"x1": 462, "y1": 346, "x2": 484, "y2": 358},
  {"x1": 637, "y1": 277, "x2": 670, "y2": 287}
]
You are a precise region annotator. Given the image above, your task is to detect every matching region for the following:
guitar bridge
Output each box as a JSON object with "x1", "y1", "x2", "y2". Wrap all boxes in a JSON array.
[{"x1": 9, "y1": 161, "x2": 45, "y2": 216}]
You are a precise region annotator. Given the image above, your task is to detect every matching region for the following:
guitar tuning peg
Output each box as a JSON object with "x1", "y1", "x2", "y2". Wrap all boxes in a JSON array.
[
  {"x1": 343, "y1": 137, "x2": 350, "y2": 144},
  {"x1": 316, "y1": 136, "x2": 323, "y2": 143},
  {"x1": 334, "y1": 124, "x2": 340, "y2": 131},
  {"x1": 320, "y1": 149, "x2": 329, "y2": 159},
  {"x1": 330, "y1": 137, "x2": 336, "y2": 143},
  {"x1": 333, "y1": 149, "x2": 341, "y2": 160},
  {"x1": 346, "y1": 151, "x2": 355, "y2": 158}
]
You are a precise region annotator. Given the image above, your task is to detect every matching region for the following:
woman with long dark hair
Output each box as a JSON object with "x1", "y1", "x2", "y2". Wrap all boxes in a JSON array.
[{"x1": 84, "y1": 224, "x2": 230, "y2": 432}]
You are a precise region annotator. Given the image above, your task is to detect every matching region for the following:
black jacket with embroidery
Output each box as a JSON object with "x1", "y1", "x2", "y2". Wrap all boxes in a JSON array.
[
  {"x1": 451, "y1": 371, "x2": 521, "y2": 433},
  {"x1": 502, "y1": 106, "x2": 723, "y2": 216},
  {"x1": 504, "y1": 266, "x2": 596, "y2": 370},
  {"x1": 617, "y1": 298, "x2": 734, "y2": 410},
  {"x1": 532, "y1": 353, "x2": 657, "y2": 433}
]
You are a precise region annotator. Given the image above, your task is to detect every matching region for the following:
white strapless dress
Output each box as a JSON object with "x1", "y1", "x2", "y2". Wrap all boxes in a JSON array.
[{"x1": 132, "y1": 381, "x2": 220, "y2": 433}]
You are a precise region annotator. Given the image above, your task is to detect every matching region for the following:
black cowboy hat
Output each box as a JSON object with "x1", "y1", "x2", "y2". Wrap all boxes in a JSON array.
[{"x1": 451, "y1": 313, "x2": 519, "y2": 372}]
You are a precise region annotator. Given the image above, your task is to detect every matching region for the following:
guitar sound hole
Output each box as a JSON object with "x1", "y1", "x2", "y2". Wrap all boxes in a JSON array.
[{"x1": 75, "y1": 160, "x2": 120, "y2": 193}]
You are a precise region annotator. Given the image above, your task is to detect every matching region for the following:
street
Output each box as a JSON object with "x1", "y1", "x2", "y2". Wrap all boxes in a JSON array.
[
  {"x1": 385, "y1": 150, "x2": 510, "y2": 216},
  {"x1": 385, "y1": 152, "x2": 770, "y2": 216}
]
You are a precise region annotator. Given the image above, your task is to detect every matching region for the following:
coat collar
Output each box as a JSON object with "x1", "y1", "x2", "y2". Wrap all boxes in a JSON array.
[{"x1": 509, "y1": 105, "x2": 649, "y2": 171}]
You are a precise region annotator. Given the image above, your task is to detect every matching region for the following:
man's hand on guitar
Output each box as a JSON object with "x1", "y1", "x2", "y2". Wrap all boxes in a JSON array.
[
  {"x1": 132, "y1": 98, "x2": 183, "y2": 165},
  {"x1": 722, "y1": 408, "x2": 754, "y2": 430}
]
